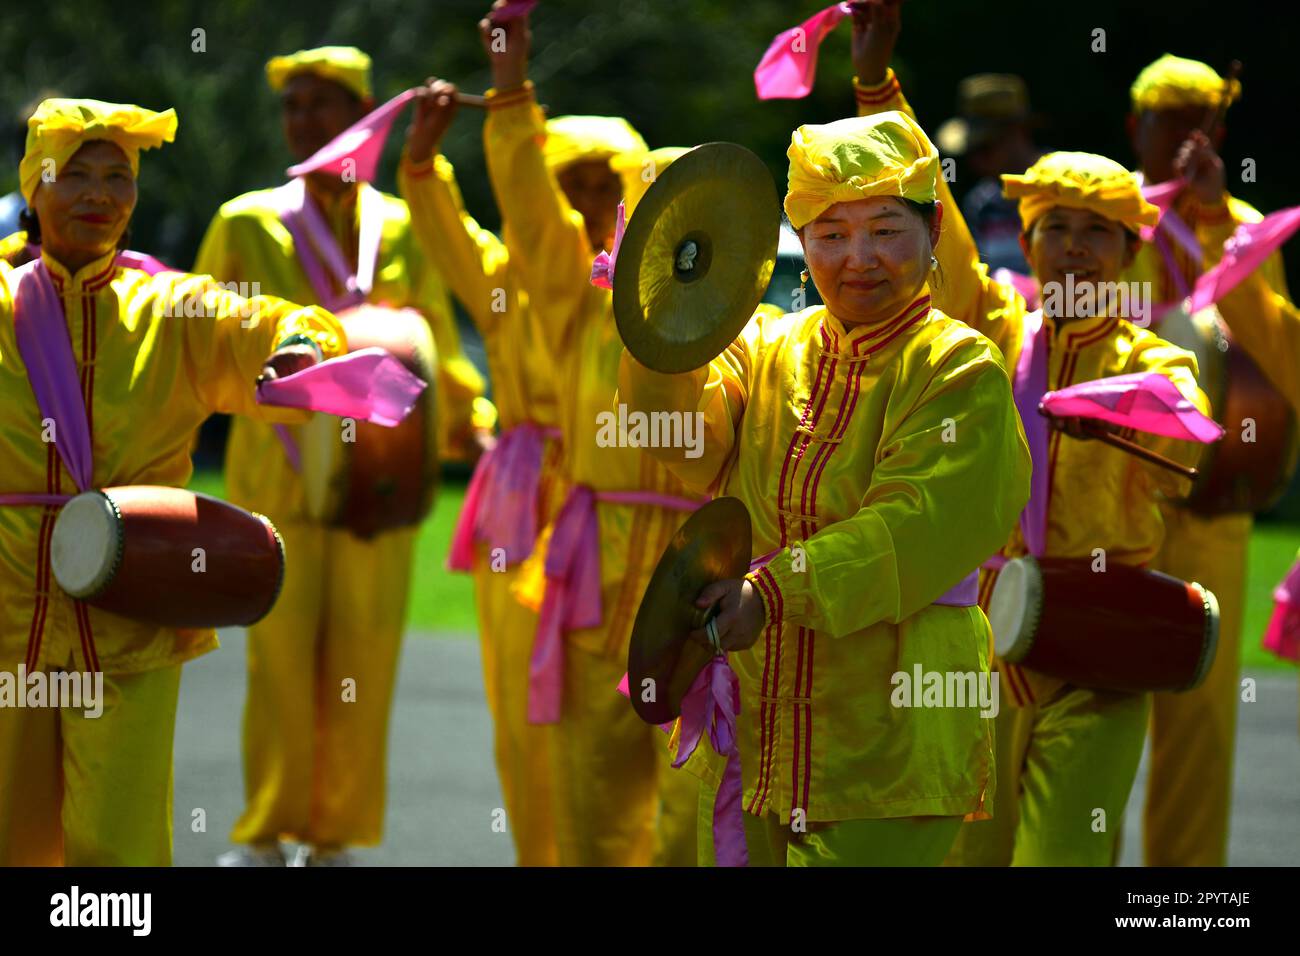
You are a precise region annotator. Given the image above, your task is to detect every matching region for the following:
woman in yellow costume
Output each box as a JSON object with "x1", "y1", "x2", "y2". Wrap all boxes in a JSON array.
[
  {"x1": 399, "y1": 76, "x2": 690, "y2": 865},
  {"x1": 0, "y1": 98, "x2": 345, "y2": 866},
  {"x1": 1125, "y1": 53, "x2": 1300, "y2": 868},
  {"x1": 847, "y1": 1, "x2": 1211, "y2": 865},
  {"x1": 472, "y1": 0, "x2": 702, "y2": 866},
  {"x1": 621, "y1": 98, "x2": 1032, "y2": 864},
  {"x1": 194, "y1": 46, "x2": 493, "y2": 868}
]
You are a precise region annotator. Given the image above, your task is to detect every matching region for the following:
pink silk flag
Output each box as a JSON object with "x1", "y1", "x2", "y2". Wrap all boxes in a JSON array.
[
  {"x1": 1139, "y1": 177, "x2": 1189, "y2": 243},
  {"x1": 287, "y1": 87, "x2": 420, "y2": 183},
  {"x1": 1188, "y1": 204, "x2": 1300, "y2": 313},
  {"x1": 754, "y1": 2, "x2": 856, "y2": 100},
  {"x1": 589, "y1": 201, "x2": 626, "y2": 290},
  {"x1": 490, "y1": 0, "x2": 538, "y2": 22},
  {"x1": 1040, "y1": 372, "x2": 1224, "y2": 443},
  {"x1": 256, "y1": 347, "x2": 426, "y2": 427},
  {"x1": 1262, "y1": 553, "x2": 1300, "y2": 663}
]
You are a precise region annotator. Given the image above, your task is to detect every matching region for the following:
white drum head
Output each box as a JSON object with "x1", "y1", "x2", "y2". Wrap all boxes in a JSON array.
[
  {"x1": 51, "y1": 490, "x2": 122, "y2": 598},
  {"x1": 988, "y1": 556, "x2": 1043, "y2": 663}
]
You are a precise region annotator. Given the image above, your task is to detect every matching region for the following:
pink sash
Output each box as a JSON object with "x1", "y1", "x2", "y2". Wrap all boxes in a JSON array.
[
  {"x1": 272, "y1": 177, "x2": 384, "y2": 314},
  {"x1": 1010, "y1": 310, "x2": 1048, "y2": 559},
  {"x1": 1263, "y1": 554, "x2": 1300, "y2": 662},
  {"x1": 0, "y1": 260, "x2": 92, "y2": 508},
  {"x1": 527, "y1": 486, "x2": 707, "y2": 725},
  {"x1": 447, "y1": 422, "x2": 561, "y2": 572}
]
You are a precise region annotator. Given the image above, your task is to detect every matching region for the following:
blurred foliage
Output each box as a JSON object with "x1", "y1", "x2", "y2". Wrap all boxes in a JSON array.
[{"x1": 1, "y1": 0, "x2": 1293, "y2": 292}]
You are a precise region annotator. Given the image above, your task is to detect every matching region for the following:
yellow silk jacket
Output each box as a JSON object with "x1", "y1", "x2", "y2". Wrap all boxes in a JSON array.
[
  {"x1": 620, "y1": 293, "x2": 1031, "y2": 823},
  {"x1": 193, "y1": 181, "x2": 491, "y2": 522},
  {"x1": 482, "y1": 84, "x2": 705, "y2": 660},
  {"x1": 398, "y1": 152, "x2": 567, "y2": 529},
  {"x1": 0, "y1": 250, "x2": 345, "y2": 674}
]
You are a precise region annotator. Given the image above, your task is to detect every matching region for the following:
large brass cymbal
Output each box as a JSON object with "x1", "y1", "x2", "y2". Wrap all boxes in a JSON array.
[
  {"x1": 613, "y1": 143, "x2": 780, "y2": 374},
  {"x1": 627, "y1": 496, "x2": 753, "y2": 725}
]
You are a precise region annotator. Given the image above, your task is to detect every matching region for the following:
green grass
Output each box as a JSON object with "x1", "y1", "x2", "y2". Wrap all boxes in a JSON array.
[{"x1": 188, "y1": 469, "x2": 1300, "y2": 667}]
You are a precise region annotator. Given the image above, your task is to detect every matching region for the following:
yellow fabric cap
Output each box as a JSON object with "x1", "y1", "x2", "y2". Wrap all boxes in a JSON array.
[
  {"x1": 266, "y1": 46, "x2": 373, "y2": 100},
  {"x1": 784, "y1": 110, "x2": 937, "y2": 230},
  {"x1": 1002, "y1": 151, "x2": 1159, "y2": 234},
  {"x1": 1130, "y1": 54, "x2": 1240, "y2": 114},
  {"x1": 610, "y1": 146, "x2": 691, "y2": 217},
  {"x1": 541, "y1": 115, "x2": 647, "y2": 174},
  {"x1": 20, "y1": 98, "x2": 177, "y2": 205}
]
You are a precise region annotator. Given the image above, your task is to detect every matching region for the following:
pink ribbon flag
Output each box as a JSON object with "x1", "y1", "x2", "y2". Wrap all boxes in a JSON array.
[
  {"x1": 1189, "y1": 204, "x2": 1300, "y2": 313},
  {"x1": 287, "y1": 87, "x2": 420, "y2": 183},
  {"x1": 1040, "y1": 372, "x2": 1224, "y2": 443},
  {"x1": 256, "y1": 348, "x2": 426, "y2": 427},
  {"x1": 1263, "y1": 553, "x2": 1300, "y2": 663},
  {"x1": 589, "y1": 201, "x2": 627, "y2": 290},
  {"x1": 754, "y1": 2, "x2": 856, "y2": 100}
]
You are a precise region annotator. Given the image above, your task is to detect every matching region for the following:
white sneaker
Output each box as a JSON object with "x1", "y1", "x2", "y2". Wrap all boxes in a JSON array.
[
  {"x1": 292, "y1": 845, "x2": 356, "y2": 867},
  {"x1": 217, "y1": 844, "x2": 287, "y2": 867}
]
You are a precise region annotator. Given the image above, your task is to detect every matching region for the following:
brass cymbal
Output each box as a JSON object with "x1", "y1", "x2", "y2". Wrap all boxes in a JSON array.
[
  {"x1": 627, "y1": 496, "x2": 753, "y2": 725},
  {"x1": 613, "y1": 143, "x2": 780, "y2": 374}
]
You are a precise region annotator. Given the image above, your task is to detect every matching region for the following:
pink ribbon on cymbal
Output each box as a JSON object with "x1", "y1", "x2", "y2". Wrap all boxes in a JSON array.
[
  {"x1": 754, "y1": 2, "x2": 859, "y2": 100},
  {"x1": 1040, "y1": 372, "x2": 1224, "y2": 443},
  {"x1": 615, "y1": 672, "x2": 674, "y2": 734},
  {"x1": 1188, "y1": 204, "x2": 1300, "y2": 313},
  {"x1": 447, "y1": 422, "x2": 560, "y2": 572},
  {"x1": 1262, "y1": 553, "x2": 1300, "y2": 662},
  {"x1": 256, "y1": 347, "x2": 426, "y2": 427},
  {"x1": 287, "y1": 87, "x2": 420, "y2": 183},
  {"x1": 491, "y1": 0, "x2": 539, "y2": 22},
  {"x1": 589, "y1": 200, "x2": 626, "y2": 290},
  {"x1": 675, "y1": 657, "x2": 748, "y2": 867}
]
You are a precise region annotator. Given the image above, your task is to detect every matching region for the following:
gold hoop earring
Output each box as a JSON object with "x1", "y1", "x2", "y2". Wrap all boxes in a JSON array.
[
  {"x1": 930, "y1": 256, "x2": 938, "y2": 271},
  {"x1": 800, "y1": 269, "x2": 809, "y2": 289}
]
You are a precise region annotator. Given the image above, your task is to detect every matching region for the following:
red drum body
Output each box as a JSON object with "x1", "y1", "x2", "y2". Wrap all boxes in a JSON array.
[
  {"x1": 988, "y1": 556, "x2": 1219, "y2": 693},
  {"x1": 50, "y1": 486, "x2": 285, "y2": 628},
  {"x1": 1159, "y1": 304, "x2": 1299, "y2": 515},
  {"x1": 300, "y1": 304, "x2": 440, "y2": 539}
]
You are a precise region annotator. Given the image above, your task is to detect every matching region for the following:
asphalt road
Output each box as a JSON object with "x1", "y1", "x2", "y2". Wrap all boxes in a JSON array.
[{"x1": 171, "y1": 629, "x2": 1300, "y2": 866}]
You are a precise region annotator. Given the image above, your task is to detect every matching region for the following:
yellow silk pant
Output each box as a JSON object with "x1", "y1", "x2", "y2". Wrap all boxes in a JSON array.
[
  {"x1": 1144, "y1": 508, "x2": 1248, "y2": 867},
  {"x1": 550, "y1": 644, "x2": 698, "y2": 866},
  {"x1": 0, "y1": 663, "x2": 181, "y2": 866},
  {"x1": 232, "y1": 521, "x2": 414, "y2": 848},
  {"x1": 947, "y1": 679, "x2": 1150, "y2": 866},
  {"x1": 696, "y1": 786, "x2": 962, "y2": 867},
  {"x1": 471, "y1": 553, "x2": 558, "y2": 866}
]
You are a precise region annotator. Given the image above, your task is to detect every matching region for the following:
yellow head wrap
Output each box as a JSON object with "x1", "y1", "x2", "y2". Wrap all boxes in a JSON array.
[
  {"x1": 266, "y1": 46, "x2": 373, "y2": 101},
  {"x1": 19, "y1": 98, "x2": 177, "y2": 205},
  {"x1": 784, "y1": 110, "x2": 937, "y2": 230},
  {"x1": 1130, "y1": 53, "x2": 1240, "y2": 114},
  {"x1": 1002, "y1": 151, "x2": 1159, "y2": 234},
  {"x1": 541, "y1": 115, "x2": 647, "y2": 174},
  {"x1": 610, "y1": 146, "x2": 691, "y2": 217}
]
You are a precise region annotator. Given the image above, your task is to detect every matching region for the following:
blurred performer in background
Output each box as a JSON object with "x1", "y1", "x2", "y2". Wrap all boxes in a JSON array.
[
  {"x1": 196, "y1": 46, "x2": 494, "y2": 867},
  {"x1": 474, "y1": 1, "x2": 699, "y2": 866},
  {"x1": 935, "y1": 73, "x2": 1043, "y2": 280},
  {"x1": 399, "y1": 78, "x2": 565, "y2": 866},
  {"x1": 1125, "y1": 53, "x2": 1300, "y2": 867},
  {"x1": 0, "y1": 98, "x2": 345, "y2": 865}
]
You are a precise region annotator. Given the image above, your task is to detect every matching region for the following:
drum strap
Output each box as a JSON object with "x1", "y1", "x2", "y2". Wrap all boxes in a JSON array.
[
  {"x1": 0, "y1": 260, "x2": 93, "y2": 505},
  {"x1": 1012, "y1": 310, "x2": 1049, "y2": 558}
]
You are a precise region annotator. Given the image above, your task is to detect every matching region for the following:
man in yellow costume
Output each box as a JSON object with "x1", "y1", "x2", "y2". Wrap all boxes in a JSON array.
[
  {"x1": 847, "y1": 1, "x2": 1211, "y2": 865},
  {"x1": 620, "y1": 106, "x2": 1031, "y2": 867},
  {"x1": 1125, "y1": 53, "x2": 1300, "y2": 867},
  {"x1": 469, "y1": 1, "x2": 700, "y2": 866},
  {"x1": 195, "y1": 47, "x2": 493, "y2": 867},
  {"x1": 0, "y1": 98, "x2": 346, "y2": 865}
]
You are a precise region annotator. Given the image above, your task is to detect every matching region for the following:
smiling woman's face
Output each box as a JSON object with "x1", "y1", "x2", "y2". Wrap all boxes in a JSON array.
[
  {"x1": 32, "y1": 140, "x2": 137, "y2": 271},
  {"x1": 798, "y1": 197, "x2": 941, "y2": 326},
  {"x1": 1021, "y1": 207, "x2": 1137, "y2": 317}
]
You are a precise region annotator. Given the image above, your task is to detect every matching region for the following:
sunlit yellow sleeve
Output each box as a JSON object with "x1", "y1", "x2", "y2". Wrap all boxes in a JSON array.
[
  {"x1": 148, "y1": 273, "x2": 345, "y2": 421},
  {"x1": 854, "y1": 70, "x2": 1025, "y2": 366},
  {"x1": 483, "y1": 82, "x2": 596, "y2": 348},
  {"x1": 193, "y1": 208, "x2": 245, "y2": 283},
  {"x1": 1193, "y1": 197, "x2": 1300, "y2": 415},
  {"x1": 399, "y1": 151, "x2": 512, "y2": 337},
  {"x1": 616, "y1": 308, "x2": 778, "y2": 493},
  {"x1": 1125, "y1": 329, "x2": 1212, "y2": 500},
  {"x1": 750, "y1": 335, "x2": 1030, "y2": 638}
]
